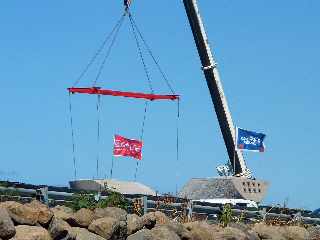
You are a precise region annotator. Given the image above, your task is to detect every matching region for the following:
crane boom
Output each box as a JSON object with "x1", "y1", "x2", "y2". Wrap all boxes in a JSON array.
[{"x1": 183, "y1": 0, "x2": 248, "y2": 176}]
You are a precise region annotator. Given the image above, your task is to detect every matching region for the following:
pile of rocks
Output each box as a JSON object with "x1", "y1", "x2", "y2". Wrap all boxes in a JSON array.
[{"x1": 0, "y1": 200, "x2": 319, "y2": 240}]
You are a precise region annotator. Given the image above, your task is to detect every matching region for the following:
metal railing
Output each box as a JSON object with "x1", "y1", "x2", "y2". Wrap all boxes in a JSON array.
[{"x1": 0, "y1": 186, "x2": 319, "y2": 225}]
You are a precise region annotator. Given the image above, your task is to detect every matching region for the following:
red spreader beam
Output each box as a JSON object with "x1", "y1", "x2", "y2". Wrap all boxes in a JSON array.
[{"x1": 68, "y1": 87, "x2": 179, "y2": 101}]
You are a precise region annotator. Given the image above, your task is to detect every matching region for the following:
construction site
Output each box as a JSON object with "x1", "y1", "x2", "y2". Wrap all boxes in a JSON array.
[{"x1": 1, "y1": 0, "x2": 319, "y2": 235}]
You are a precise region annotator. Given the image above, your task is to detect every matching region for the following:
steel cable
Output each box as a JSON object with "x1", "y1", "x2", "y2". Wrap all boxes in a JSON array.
[
  {"x1": 72, "y1": 13, "x2": 126, "y2": 87},
  {"x1": 68, "y1": 93, "x2": 77, "y2": 180},
  {"x1": 128, "y1": 13, "x2": 154, "y2": 94},
  {"x1": 129, "y1": 12, "x2": 176, "y2": 95},
  {"x1": 93, "y1": 14, "x2": 126, "y2": 86},
  {"x1": 96, "y1": 95, "x2": 101, "y2": 179},
  {"x1": 134, "y1": 101, "x2": 149, "y2": 181}
]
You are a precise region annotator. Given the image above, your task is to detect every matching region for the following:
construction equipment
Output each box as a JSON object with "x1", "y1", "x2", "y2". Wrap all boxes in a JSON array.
[{"x1": 179, "y1": 0, "x2": 268, "y2": 202}]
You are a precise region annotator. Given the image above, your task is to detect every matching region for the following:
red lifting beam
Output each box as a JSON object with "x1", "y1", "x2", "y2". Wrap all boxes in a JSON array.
[{"x1": 68, "y1": 87, "x2": 179, "y2": 101}]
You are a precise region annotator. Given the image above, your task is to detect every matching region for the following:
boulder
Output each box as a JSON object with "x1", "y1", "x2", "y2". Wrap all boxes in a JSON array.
[
  {"x1": 93, "y1": 207, "x2": 127, "y2": 221},
  {"x1": 154, "y1": 211, "x2": 170, "y2": 225},
  {"x1": 127, "y1": 214, "x2": 144, "y2": 235},
  {"x1": 228, "y1": 222, "x2": 251, "y2": 233},
  {"x1": 48, "y1": 217, "x2": 71, "y2": 240},
  {"x1": 51, "y1": 206, "x2": 73, "y2": 221},
  {"x1": 215, "y1": 227, "x2": 251, "y2": 240},
  {"x1": 184, "y1": 221, "x2": 219, "y2": 240},
  {"x1": 252, "y1": 223, "x2": 285, "y2": 240},
  {"x1": 66, "y1": 227, "x2": 105, "y2": 240},
  {"x1": 308, "y1": 226, "x2": 320, "y2": 240},
  {"x1": 280, "y1": 226, "x2": 309, "y2": 240},
  {"x1": 141, "y1": 212, "x2": 156, "y2": 229},
  {"x1": 67, "y1": 208, "x2": 94, "y2": 228},
  {"x1": 0, "y1": 207, "x2": 15, "y2": 239},
  {"x1": 142, "y1": 211, "x2": 169, "y2": 229},
  {"x1": 11, "y1": 225, "x2": 51, "y2": 240},
  {"x1": 227, "y1": 223, "x2": 260, "y2": 240},
  {"x1": 150, "y1": 225, "x2": 180, "y2": 240},
  {"x1": 127, "y1": 229, "x2": 153, "y2": 240},
  {"x1": 246, "y1": 230, "x2": 261, "y2": 240},
  {"x1": 88, "y1": 217, "x2": 126, "y2": 240},
  {"x1": 0, "y1": 201, "x2": 38, "y2": 225},
  {"x1": 162, "y1": 222, "x2": 193, "y2": 240},
  {"x1": 26, "y1": 200, "x2": 54, "y2": 226}
]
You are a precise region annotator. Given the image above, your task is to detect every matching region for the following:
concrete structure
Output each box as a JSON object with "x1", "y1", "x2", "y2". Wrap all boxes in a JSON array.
[
  {"x1": 69, "y1": 179, "x2": 156, "y2": 196},
  {"x1": 179, "y1": 177, "x2": 268, "y2": 203}
]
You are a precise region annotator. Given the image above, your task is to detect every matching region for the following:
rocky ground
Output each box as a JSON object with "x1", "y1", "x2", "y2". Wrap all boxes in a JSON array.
[{"x1": 0, "y1": 200, "x2": 319, "y2": 240}]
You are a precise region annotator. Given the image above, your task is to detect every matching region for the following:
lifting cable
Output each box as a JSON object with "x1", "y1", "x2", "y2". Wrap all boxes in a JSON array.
[
  {"x1": 127, "y1": 8, "x2": 152, "y2": 180},
  {"x1": 69, "y1": 11, "x2": 126, "y2": 180},
  {"x1": 96, "y1": 95, "x2": 101, "y2": 179},
  {"x1": 128, "y1": 11, "x2": 176, "y2": 95},
  {"x1": 93, "y1": 14, "x2": 126, "y2": 87},
  {"x1": 68, "y1": 92, "x2": 77, "y2": 180},
  {"x1": 127, "y1": 8, "x2": 180, "y2": 182},
  {"x1": 134, "y1": 101, "x2": 148, "y2": 181},
  {"x1": 128, "y1": 13, "x2": 154, "y2": 94},
  {"x1": 175, "y1": 99, "x2": 180, "y2": 194},
  {"x1": 73, "y1": 13, "x2": 126, "y2": 87}
]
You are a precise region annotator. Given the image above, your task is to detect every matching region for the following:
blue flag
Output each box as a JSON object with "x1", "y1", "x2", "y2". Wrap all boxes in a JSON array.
[{"x1": 236, "y1": 127, "x2": 266, "y2": 152}]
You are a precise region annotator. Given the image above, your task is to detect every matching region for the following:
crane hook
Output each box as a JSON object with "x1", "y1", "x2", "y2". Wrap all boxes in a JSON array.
[{"x1": 124, "y1": 0, "x2": 132, "y2": 11}]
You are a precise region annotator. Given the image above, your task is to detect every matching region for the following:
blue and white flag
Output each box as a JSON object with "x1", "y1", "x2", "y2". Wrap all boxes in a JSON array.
[{"x1": 236, "y1": 127, "x2": 266, "y2": 152}]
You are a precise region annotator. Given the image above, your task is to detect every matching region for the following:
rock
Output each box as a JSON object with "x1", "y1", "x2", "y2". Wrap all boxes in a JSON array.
[
  {"x1": 252, "y1": 223, "x2": 285, "y2": 240},
  {"x1": 215, "y1": 227, "x2": 251, "y2": 240},
  {"x1": 11, "y1": 225, "x2": 51, "y2": 240},
  {"x1": 26, "y1": 200, "x2": 54, "y2": 226},
  {"x1": 280, "y1": 226, "x2": 309, "y2": 240},
  {"x1": 51, "y1": 206, "x2": 73, "y2": 221},
  {"x1": 246, "y1": 230, "x2": 261, "y2": 240},
  {"x1": 227, "y1": 223, "x2": 260, "y2": 240},
  {"x1": 66, "y1": 227, "x2": 105, "y2": 240},
  {"x1": 93, "y1": 207, "x2": 127, "y2": 221},
  {"x1": 154, "y1": 211, "x2": 170, "y2": 225},
  {"x1": 88, "y1": 217, "x2": 126, "y2": 240},
  {"x1": 150, "y1": 225, "x2": 180, "y2": 240},
  {"x1": 228, "y1": 222, "x2": 251, "y2": 233},
  {"x1": 0, "y1": 201, "x2": 38, "y2": 225},
  {"x1": 162, "y1": 222, "x2": 193, "y2": 240},
  {"x1": 48, "y1": 217, "x2": 71, "y2": 240},
  {"x1": 127, "y1": 229, "x2": 153, "y2": 240},
  {"x1": 67, "y1": 208, "x2": 94, "y2": 228},
  {"x1": 184, "y1": 221, "x2": 219, "y2": 240},
  {"x1": 141, "y1": 212, "x2": 156, "y2": 229},
  {"x1": 308, "y1": 226, "x2": 320, "y2": 240},
  {"x1": 0, "y1": 207, "x2": 16, "y2": 239},
  {"x1": 142, "y1": 211, "x2": 169, "y2": 229},
  {"x1": 127, "y1": 214, "x2": 144, "y2": 235}
]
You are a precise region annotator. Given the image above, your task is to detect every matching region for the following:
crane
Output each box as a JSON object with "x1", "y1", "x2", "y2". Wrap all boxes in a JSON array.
[
  {"x1": 182, "y1": 0, "x2": 250, "y2": 178},
  {"x1": 179, "y1": 0, "x2": 268, "y2": 202}
]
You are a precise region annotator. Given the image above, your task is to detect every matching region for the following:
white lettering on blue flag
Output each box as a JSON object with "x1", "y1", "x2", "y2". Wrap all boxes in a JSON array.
[{"x1": 236, "y1": 127, "x2": 266, "y2": 152}]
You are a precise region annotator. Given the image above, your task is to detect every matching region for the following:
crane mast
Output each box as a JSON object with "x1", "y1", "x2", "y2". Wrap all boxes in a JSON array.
[{"x1": 182, "y1": 0, "x2": 248, "y2": 176}]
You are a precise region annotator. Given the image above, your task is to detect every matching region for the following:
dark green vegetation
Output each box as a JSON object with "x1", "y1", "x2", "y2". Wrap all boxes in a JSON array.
[{"x1": 69, "y1": 191, "x2": 130, "y2": 211}]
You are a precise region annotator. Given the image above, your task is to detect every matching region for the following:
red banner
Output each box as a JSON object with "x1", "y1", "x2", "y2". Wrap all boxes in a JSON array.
[{"x1": 113, "y1": 135, "x2": 143, "y2": 160}]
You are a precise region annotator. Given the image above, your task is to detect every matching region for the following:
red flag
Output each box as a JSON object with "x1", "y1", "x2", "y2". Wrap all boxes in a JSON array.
[{"x1": 113, "y1": 135, "x2": 143, "y2": 160}]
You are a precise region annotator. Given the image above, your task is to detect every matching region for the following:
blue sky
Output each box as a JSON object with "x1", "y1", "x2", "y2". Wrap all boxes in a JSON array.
[{"x1": 1, "y1": 1, "x2": 319, "y2": 210}]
